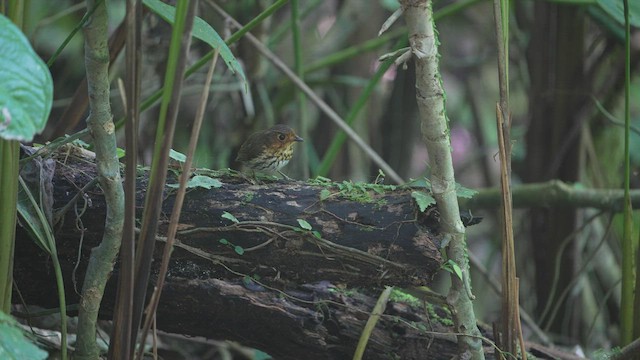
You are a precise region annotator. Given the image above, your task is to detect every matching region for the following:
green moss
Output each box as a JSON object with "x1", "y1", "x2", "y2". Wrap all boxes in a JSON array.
[
  {"x1": 374, "y1": 198, "x2": 388, "y2": 209},
  {"x1": 328, "y1": 286, "x2": 357, "y2": 297},
  {"x1": 389, "y1": 288, "x2": 422, "y2": 307},
  {"x1": 592, "y1": 347, "x2": 621, "y2": 360},
  {"x1": 390, "y1": 288, "x2": 454, "y2": 327},
  {"x1": 242, "y1": 192, "x2": 255, "y2": 203},
  {"x1": 426, "y1": 302, "x2": 453, "y2": 326},
  {"x1": 307, "y1": 176, "x2": 398, "y2": 204}
]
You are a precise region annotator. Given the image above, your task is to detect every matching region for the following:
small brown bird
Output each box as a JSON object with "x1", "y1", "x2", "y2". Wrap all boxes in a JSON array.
[{"x1": 235, "y1": 124, "x2": 303, "y2": 175}]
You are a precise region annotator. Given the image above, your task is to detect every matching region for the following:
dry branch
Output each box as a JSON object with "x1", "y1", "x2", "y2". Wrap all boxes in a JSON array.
[{"x1": 462, "y1": 180, "x2": 640, "y2": 211}]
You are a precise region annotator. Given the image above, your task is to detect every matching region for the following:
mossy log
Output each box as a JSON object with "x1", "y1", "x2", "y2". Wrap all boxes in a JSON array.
[
  {"x1": 21, "y1": 146, "x2": 460, "y2": 289},
  {"x1": 12, "y1": 147, "x2": 490, "y2": 359}
]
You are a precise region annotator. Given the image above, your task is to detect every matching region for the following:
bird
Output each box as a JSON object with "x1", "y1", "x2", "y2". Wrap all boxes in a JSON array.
[{"x1": 235, "y1": 124, "x2": 303, "y2": 177}]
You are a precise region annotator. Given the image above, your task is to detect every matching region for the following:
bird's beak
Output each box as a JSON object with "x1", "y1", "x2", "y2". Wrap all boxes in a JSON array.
[{"x1": 294, "y1": 135, "x2": 304, "y2": 142}]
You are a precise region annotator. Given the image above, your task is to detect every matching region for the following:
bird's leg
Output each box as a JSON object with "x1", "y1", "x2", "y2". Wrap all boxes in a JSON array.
[
  {"x1": 237, "y1": 169, "x2": 260, "y2": 185},
  {"x1": 277, "y1": 170, "x2": 292, "y2": 180},
  {"x1": 250, "y1": 170, "x2": 265, "y2": 185}
]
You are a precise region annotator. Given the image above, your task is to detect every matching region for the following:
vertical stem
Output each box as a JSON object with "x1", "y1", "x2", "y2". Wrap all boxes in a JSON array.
[
  {"x1": 0, "y1": 140, "x2": 18, "y2": 313},
  {"x1": 109, "y1": 0, "x2": 141, "y2": 357},
  {"x1": 290, "y1": 0, "x2": 309, "y2": 178},
  {"x1": 137, "y1": 45, "x2": 216, "y2": 360},
  {"x1": 76, "y1": 0, "x2": 125, "y2": 358},
  {"x1": 130, "y1": 1, "x2": 195, "y2": 356},
  {"x1": 400, "y1": 0, "x2": 484, "y2": 358},
  {"x1": 1, "y1": 0, "x2": 25, "y2": 318},
  {"x1": 492, "y1": 0, "x2": 523, "y2": 356},
  {"x1": 621, "y1": 0, "x2": 635, "y2": 345}
]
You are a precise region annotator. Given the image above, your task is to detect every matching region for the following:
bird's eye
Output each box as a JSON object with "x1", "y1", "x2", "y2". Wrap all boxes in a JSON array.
[{"x1": 278, "y1": 133, "x2": 286, "y2": 141}]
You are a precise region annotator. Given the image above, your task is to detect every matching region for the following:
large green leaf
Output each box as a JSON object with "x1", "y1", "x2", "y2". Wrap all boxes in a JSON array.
[
  {"x1": 143, "y1": 0, "x2": 247, "y2": 89},
  {"x1": 596, "y1": 0, "x2": 640, "y2": 26},
  {"x1": 0, "y1": 311, "x2": 47, "y2": 360},
  {"x1": 0, "y1": 14, "x2": 53, "y2": 142}
]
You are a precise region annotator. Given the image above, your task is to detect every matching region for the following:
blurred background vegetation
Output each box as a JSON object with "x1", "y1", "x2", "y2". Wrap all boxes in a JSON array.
[{"x1": 21, "y1": 0, "x2": 640, "y2": 355}]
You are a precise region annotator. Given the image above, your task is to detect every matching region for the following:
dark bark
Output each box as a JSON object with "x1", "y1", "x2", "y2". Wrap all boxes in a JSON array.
[
  {"x1": 16, "y1": 242, "x2": 462, "y2": 360},
  {"x1": 33, "y1": 148, "x2": 448, "y2": 288}
]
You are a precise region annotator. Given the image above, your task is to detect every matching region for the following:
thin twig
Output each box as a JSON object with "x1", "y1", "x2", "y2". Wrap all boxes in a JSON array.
[
  {"x1": 138, "y1": 50, "x2": 220, "y2": 346},
  {"x1": 136, "y1": 2, "x2": 206, "y2": 357}
]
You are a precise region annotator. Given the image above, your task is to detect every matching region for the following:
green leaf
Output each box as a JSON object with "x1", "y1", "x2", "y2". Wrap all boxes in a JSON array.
[
  {"x1": 455, "y1": 183, "x2": 477, "y2": 199},
  {"x1": 297, "y1": 218, "x2": 312, "y2": 230},
  {"x1": 411, "y1": 191, "x2": 436, "y2": 212},
  {"x1": 319, "y1": 189, "x2": 331, "y2": 201},
  {"x1": 219, "y1": 238, "x2": 229, "y2": 245},
  {"x1": 167, "y1": 175, "x2": 222, "y2": 189},
  {"x1": 116, "y1": 147, "x2": 125, "y2": 159},
  {"x1": 312, "y1": 230, "x2": 322, "y2": 239},
  {"x1": 234, "y1": 245, "x2": 245, "y2": 256},
  {"x1": 0, "y1": 14, "x2": 53, "y2": 141},
  {"x1": 343, "y1": 181, "x2": 353, "y2": 191},
  {"x1": 143, "y1": 0, "x2": 247, "y2": 89},
  {"x1": 187, "y1": 175, "x2": 222, "y2": 189},
  {"x1": 447, "y1": 260, "x2": 463, "y2": 280},
  {"x1": 252, "y1": 349, "x2": 273, "y2": 360},
  {"x1": 309, "y1": 176, "x2": 332, "y2": 185},
  {"x1": 596, "y1": 0, "x2": 640, "y2": 26},
  {"x1": 71, "y1": 138, "x2": 90, "y2": 148},
  {"x1": 221, "y1": 211, "x2": 239, "y2": 223},
  {"x1": 0, "y1": 310, "x2": 48, "y2": 360},
  {"x1": 16, "y1": 177, "x2": 52, "y2": 254},
  {"x1": 169, "y1": 149, "x2": 186, "y2": 163}
]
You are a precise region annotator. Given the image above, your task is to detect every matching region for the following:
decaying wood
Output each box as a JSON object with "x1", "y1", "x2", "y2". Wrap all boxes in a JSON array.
[
  {"x1": 15, "y1": 245, "x2": 461, "y2": 359},
  {"x1": 27, "y1": 146, "x2": 454, "y2": 288},
  {"x1": 13, "y1": 147, "x2": 481, "y2": 359}
]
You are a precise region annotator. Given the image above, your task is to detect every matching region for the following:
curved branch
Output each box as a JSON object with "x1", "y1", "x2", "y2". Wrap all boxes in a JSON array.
[{"x1": 400, "y1": 0, "x2": 485, "y2": 358}]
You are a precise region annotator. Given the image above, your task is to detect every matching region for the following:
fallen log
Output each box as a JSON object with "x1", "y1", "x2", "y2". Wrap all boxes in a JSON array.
[
  {"x1": 13, "y1": 146, "x2": 483, "y2": 359},
  {"x1": 23, "y1": 146, "x2": 460, "y2": 288}
]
